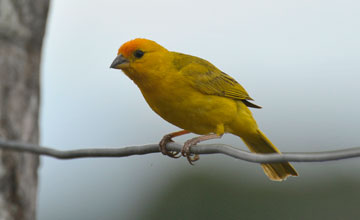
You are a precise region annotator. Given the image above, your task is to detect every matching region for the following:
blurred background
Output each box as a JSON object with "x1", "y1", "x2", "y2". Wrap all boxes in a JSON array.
[{"x1": 38, "y1": 0, "x2": 360, "y2": 219}]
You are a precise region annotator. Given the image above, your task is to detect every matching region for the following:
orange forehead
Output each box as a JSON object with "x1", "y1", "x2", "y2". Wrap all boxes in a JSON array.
[{"x1": 118, "y1": 38, "x2": 157, "y2": 57}]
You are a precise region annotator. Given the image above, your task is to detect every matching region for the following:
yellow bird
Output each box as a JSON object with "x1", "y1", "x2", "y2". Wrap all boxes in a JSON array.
[{"x1": 110, "y1": 38, "x2": 298, "y2": 181}]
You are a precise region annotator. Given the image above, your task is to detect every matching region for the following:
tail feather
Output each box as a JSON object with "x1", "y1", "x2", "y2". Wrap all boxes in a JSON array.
[{"x1": 241, "y1": 129, "x2": 298, "y2": 181}]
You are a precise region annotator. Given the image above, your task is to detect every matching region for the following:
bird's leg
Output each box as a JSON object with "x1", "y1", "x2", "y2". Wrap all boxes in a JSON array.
[
  {"x1": 182, "y1": 133, "x2": 223, "y2": 165},
  {"x1": 159, "y1": 130, "x2": 190, "y2": 158}
]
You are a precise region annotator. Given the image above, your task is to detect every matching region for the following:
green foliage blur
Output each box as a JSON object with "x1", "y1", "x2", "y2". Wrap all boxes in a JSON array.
[{"x1": 137, "y1": 164, "x2": 360, "y2": 220}]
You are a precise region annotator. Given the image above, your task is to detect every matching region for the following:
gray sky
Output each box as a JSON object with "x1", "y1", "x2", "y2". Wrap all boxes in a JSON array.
[{"x1": 38, "y1": 0, "x2": 360, "y2": 219}]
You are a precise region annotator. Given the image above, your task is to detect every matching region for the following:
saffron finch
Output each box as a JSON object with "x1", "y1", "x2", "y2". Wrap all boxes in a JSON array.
[{"x1": 110, "y1": 38, "x2": 298, "y2": 181}]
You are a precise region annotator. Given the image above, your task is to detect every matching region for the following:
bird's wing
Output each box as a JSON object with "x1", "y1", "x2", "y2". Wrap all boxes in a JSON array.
[{"x1": 174, "y1": 52, "x2": 261, "y2": 108}]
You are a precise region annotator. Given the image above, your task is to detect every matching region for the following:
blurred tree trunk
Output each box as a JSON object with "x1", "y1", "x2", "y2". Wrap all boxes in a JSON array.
[{"x1": 0, "y1": 0, "x2": 49, "y2": 219}]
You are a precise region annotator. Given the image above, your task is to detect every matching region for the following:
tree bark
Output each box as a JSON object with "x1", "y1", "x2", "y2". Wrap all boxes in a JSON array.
[{"x1": 0, "y1": 0, "x2": 49, "y2": 219}]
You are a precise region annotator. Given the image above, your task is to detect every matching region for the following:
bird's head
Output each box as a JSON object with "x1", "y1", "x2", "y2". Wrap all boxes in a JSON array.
[{"x1": 110, "y1": 38, "x2": 170, "y2": 82}]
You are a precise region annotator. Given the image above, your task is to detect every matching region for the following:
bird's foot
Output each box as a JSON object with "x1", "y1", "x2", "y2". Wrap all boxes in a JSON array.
[
  {"x1": 159, "y1": 134, "x2": 181, "y2": 158},
  {"x1": 181, "y1": 133, "x2": 222, "y2": 165},
  {"x1": 181, "y1": 137, "x2": 201, "y2": 165}
]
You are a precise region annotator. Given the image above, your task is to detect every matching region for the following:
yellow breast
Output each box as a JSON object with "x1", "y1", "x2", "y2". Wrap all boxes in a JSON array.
[{"x1": 139, "y1": 76, "x2": 238, "y2": 135}]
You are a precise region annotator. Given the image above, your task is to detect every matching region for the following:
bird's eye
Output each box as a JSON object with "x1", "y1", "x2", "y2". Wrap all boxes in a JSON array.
[{"x1": 134, "y1": 50, "x2": 144, "y2": 58}]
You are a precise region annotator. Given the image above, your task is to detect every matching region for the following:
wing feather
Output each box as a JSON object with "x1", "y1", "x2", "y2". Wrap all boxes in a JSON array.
[{"x1": 172, "y1": 52, "x2": 261, "y2": 108}]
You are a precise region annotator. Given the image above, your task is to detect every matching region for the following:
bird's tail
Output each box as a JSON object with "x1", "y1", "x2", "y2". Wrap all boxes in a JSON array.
[{"x1": 240, "y1": 129, "x2": 298, "y2": 181}]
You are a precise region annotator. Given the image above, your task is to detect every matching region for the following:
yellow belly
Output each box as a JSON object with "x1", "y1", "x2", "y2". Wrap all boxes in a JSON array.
[{"x1": 140, "y1": 85, "x2": 238, "y2": 135}]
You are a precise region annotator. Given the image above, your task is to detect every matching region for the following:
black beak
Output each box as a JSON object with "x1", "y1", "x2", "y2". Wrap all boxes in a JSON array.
[{"x1": 110, "y1": 54, "x2": 129, "y2": 69}]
